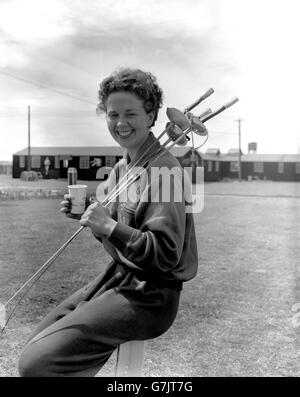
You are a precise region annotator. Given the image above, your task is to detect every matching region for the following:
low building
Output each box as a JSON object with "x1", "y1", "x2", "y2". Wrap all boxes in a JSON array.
[
  {"x1": 168, "y1": 147, "x2": 202, "y2": 182},
  {"x1": 241, "y1": 154, "x2": 300, "y2": 182},
  {"x1": 201, "y1": 149, "x2": 221, "y2": 181},
  {"x1": 218, "y1": 150, "x2": 300, "y2": 182},
  {"x1": 200, "y1": 148, "x2": 300, "y2": 182},
  {"x1": 12, "y1": 146, "x2": 300, "y2": 182},
  {"x1": 0, "y1": 161, "x2": 12, "y2": 175},
  {"x1": 13, "y1": 147, "x2": 124, "y2": 180},
  {"x1": 12, "y1": 146, "x2": 202, "y2": 181}
]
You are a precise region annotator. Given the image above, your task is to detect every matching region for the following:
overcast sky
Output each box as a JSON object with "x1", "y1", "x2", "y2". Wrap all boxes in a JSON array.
[{"x1": 0, "y1": 0, "x2": 300, "y2": 161}]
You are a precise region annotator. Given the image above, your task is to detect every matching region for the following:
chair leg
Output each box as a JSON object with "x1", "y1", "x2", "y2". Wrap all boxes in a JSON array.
[{"x1": 115, "y1": 341, "x2": 145, "y2": 377}]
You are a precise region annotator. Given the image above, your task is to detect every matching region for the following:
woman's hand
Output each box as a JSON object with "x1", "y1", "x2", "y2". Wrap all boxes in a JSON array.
[
  {"x1": 80, "y1": 201, "x2": 117, "y2": 238},
  {"x1": 60, "y1": 193, "x2": 92, "y2": 220}
]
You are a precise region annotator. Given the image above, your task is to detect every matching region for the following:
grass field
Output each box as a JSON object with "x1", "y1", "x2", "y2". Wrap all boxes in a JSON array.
[{"x1": 0, "y1": 178, "x2": 300, "y2": 377}]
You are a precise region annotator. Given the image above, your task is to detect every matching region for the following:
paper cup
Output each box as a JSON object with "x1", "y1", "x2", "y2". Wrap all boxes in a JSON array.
[{"x1": 68, "y1": 185, "x2": 87, "y2": 215}]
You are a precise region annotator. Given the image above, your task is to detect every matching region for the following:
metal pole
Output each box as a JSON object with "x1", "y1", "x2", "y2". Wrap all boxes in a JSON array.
[
  {"x1": 236, "y1": 118, "x2": 243, "y2": 181},
  {"x1": 28, "y1": 105, "x2": 31, "y2": 171},
  {"x1": 190, "y1": 130, "x2": 196, "y2": 183}
]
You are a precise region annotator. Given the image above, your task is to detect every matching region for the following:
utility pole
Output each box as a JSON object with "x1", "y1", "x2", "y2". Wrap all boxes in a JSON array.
[
  {"x1": 236, "y1": 118, "x2": 243, "y2": 181},
  {"x1": 190, "y1": 130, "x2": 196, "y2": 183},
  {"x1": 28, "y1": 105, "x2": 31, "y2": 171}
]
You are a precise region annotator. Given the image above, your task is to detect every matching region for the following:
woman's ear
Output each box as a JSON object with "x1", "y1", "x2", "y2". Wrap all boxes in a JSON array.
[{"x1": 147, "y1": 111, "x2": 155, "y2": 127}]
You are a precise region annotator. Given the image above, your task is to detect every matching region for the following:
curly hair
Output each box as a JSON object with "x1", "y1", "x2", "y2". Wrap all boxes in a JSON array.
[{"x1": 97, "y1": 68, "x2": 163, "y2": 127}]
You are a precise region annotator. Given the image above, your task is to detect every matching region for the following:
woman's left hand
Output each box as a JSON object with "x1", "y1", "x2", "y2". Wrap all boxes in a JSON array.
[{"x1": 80, "y1": 202, "x2": 117, "y2": 238}]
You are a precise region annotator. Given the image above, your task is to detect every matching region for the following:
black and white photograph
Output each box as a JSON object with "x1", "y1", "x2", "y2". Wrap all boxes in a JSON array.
[{"x1": 0, "y1": 0, "x2": 299, "y2": 380}]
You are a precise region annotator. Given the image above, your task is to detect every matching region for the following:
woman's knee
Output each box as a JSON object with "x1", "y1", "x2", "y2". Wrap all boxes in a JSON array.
[{"x1": 18, "y1": 341, "x2": 54, "y2": 377}]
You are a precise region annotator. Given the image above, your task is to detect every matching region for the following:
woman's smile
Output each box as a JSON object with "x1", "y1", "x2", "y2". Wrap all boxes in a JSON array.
[{"x1": 116, "y1": 129, "x2": 135, "y2": 138}]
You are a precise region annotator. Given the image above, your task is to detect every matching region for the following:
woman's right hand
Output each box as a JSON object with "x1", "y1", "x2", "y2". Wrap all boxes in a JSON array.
[
  {"x1": 60, "y1": 194, "x2": 81, "y2": 219},
  {"x1": 60, "y1": 193, "x2": 93, "y2": 220}
]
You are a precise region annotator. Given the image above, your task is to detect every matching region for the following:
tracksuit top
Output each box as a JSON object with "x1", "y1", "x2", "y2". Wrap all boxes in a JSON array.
[{"x1": 98, "y1": 131, "x2": 198, "y2": 290}]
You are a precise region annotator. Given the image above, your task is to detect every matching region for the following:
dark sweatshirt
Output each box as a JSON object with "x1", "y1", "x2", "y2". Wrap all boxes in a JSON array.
[{"x1": 98, "y1": 131, "x2": 198, "y2": 288}]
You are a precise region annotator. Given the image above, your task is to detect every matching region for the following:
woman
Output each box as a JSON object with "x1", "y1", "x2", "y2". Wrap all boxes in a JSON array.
[{"x1": 18, "y1": 68, "x2": 198, "y2": 377}]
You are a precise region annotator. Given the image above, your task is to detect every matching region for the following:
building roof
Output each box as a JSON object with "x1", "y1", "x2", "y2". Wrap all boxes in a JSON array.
[
  {"x1": 205, "y1": 148, "x2": 221, "y2": 155},
  {"x1": 227, "y1": 148, "x2": 243, "y2": 155},
  {"x1": 0, "y1": 161, "x2": 12, "y2": 165},
  {"x1": 13, "y1": 147, "x2": 300, "y2": 163},
  {"x1": 13, "y1": 145, "x2": 201, "y2": 159},
  {"x1": 169, "y1": 147, "x2": 193, "y2": 157},
  {"x1": 241, "y1": 154, "x2": 300, "y2": 163},
  {"x1": 200, "y1": 153, "x2": 300, "y2": 162},
  {"x1": 14, "y1": 146, "x2": 125, "y2": 157},
  {"x1": 201, "y1": 154, "x2": 221, "y2": 161}
]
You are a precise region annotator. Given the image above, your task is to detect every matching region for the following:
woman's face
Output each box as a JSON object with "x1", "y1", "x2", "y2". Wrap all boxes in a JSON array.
[{"x1": 105, "y1": 91, "x2": 154, "y2": 155}]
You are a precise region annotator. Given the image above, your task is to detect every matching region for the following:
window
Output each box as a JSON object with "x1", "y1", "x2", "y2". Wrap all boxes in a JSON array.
[
  {"x1": 208, "y1": 160, "x2": 213, "y2": 172},
  {"x1": 31, "y1": 156, "x2": 41, "y2": 168},
  {"x1": 215, "y1": 161, "x2": 220, "y2": 172},
  {"x1": 79, "y1": 156, "x2": 90, "y2": 169},
  {"x1": 254, "y1": 162, "x2": 264, "y2": 173},
  {"x1": 90, "y1": 157, "x2": 102, "y2": 167},
  {"x1": 230, "y1": 161, "x2": 240, "y2": 172},
  {"x1": 296, "y1": 163, "x2": 300, "y2": 174},
  {"x1": 55, "y1": 156, "x2": 60, "y2": 169},
  {"x1": 19, "y1": 156, "x2": 25, "y2": 168},
  {"x1": 105, "y1": 156, "x2": 116, "y2": 167},
  {"x1": 63, "y1": 160, "x2": 69, "y2": 168},
  {"x1": 278, "y1": 162, "x2": 284, "y2": 174}
]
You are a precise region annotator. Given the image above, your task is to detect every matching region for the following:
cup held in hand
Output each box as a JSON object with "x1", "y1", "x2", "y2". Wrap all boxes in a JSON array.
[{"x1": 68, "y1": 185, "x2": 88, "y2": 215}]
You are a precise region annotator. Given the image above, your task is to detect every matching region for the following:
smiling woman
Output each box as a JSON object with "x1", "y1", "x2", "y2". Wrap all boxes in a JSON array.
[{"x1": 18, "y1": 67, "x2": 198, "y2": 377}]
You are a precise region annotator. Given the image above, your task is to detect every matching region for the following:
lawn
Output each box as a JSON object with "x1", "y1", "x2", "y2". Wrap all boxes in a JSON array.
[{"x1": 0, "y1": 180, "x2": 300, "y2": 377}]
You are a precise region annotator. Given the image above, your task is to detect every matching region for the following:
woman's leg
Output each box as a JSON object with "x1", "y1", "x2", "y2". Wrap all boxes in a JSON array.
[
  {"x1": 18, "y1": 286, "x2": 180, "y2": 377},
  {"x1": 24, "y1": 262, "x2": 118, "y2": 344},
  {"x1": 24, "y1": 286, "x2": 86, "y2": 344}
]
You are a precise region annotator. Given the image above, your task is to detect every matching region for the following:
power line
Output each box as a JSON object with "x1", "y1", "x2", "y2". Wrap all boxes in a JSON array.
[
  {"x1": 0, "y1": 113, "x2": 98, "y2": 119},
  {"x1": 0, "y1": 69, "x2": 97, "y2": 106}
]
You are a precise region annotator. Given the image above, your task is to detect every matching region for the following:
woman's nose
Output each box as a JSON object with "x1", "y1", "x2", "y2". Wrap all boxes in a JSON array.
[{"x1": 116, "y1": 115, "x2": 129, "y2": 126}]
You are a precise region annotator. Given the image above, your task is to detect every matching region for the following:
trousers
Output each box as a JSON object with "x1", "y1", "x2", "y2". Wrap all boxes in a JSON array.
[{"x1": 18, "y1": 261, "x2": 181, "y2": 377}]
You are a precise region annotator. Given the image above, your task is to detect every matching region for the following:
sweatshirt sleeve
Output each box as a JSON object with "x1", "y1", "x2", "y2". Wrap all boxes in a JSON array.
[{"x1": 107, "y1": 170, "x2": 186, "y2": 275}]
